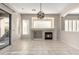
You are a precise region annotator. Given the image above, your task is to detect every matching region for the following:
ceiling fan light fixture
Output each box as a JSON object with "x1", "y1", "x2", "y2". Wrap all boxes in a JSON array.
[
  {"x1": 37, "y1": 3, "x2": 45, "y2": 19},
  {"x1": 37, "y1": 11, "x2": 45, "y2": 19}
]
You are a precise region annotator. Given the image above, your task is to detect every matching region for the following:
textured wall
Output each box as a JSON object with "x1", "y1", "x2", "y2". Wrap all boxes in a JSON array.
[{"x1": 11, "y1": 13, "x2": 21, "y2": 42}]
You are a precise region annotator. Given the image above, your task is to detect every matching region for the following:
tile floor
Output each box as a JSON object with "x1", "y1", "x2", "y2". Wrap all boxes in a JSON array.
[{"x1": 0, "y1": 39, "x2": 79, "y2": 55}]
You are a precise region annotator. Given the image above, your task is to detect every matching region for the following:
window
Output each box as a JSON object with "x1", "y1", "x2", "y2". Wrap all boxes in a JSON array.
[
  {"x1": 22, "y1": 20, "x2": 29, "y2": 35},
  {"x1": 77, "y1": 20, "x2": 79, "y2": 31},
  {"x1": 73, "y1": 20, "x2": 76, "y2": 32},
  {"x1": 65, "y1": 20, "x2": 68, "y2": 31},
  {"x1": 33, "y1": 20, "x2": 52, "y2": 28},
  {"x1": 69, "y1": 20, "x2": 72, "y2": 31},
  {"x1": 32, "y1": 17, "x2": 54, "y2": 29},
  {"x1": 65, "y1": 19, "x2": 79, "y2": 32}
]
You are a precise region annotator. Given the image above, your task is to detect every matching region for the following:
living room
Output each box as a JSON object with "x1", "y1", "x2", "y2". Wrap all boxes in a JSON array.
[{"x1": 0, "y1": 3, "x2": 79, "y2": 55}]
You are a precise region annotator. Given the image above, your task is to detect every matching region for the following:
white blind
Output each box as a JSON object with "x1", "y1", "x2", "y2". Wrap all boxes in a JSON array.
[
  {"x1": 69, "y1": 20, "x2": 72, "y2": 31},
  {"x1": 77, "y1": 20, "x2": 79, "y2": 31},
  {"x1": 22, "y1": 20, "x2": 29, "y2": 35},
  {"x1": 73, "y1": 20, "x2": 76, "y2": 32},
  {"x1": 64, "y1": 20, "x2": 79, "y2": 32},
  {"x1": 65, "y1": 20, "x2": 68, "y2": 31}
]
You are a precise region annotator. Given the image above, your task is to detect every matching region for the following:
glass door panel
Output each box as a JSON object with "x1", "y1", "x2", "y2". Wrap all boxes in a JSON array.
[{"x1": 0, "y1": 9, "x2": 11, "y2": 49}]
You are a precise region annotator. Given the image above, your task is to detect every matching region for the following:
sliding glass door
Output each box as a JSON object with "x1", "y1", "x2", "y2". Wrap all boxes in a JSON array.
[{"x1": 0, "y1": 9, "x2": 11, "y2": 49}]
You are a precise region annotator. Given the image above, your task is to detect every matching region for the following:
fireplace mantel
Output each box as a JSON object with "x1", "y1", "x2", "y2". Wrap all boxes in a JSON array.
[{"x1": 31, "y1": 28, "x2": 55, "y2": 31}]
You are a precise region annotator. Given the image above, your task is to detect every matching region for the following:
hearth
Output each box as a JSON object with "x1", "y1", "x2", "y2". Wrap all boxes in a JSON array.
[{"x1": 45, "y1": 32, "x2": 53, "y2": 40}]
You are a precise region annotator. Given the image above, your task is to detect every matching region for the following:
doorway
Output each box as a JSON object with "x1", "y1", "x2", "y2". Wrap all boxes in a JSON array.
[{"x1": 0, "y1": 9, "x2": 11, "y2": 49}]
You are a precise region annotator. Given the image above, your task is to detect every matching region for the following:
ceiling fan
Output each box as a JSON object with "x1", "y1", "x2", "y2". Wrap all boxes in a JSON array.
[{"x1": 37, "y1": 3, "x2": 45, "y2": 19}]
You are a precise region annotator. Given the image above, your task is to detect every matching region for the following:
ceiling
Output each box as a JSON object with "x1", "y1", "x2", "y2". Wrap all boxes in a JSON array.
[
  {"x1": 4, "y1": 3, "x2": 79, "y2": 14},
  {"x1": 0, "y1": 10, "x2": 6, "y2": 13},
  {"x1": 69, "y1": 8, "x2": 79, "y2": 14},
  {"x1": 0, "y1": 10, "x2": 9, "y2": 18},
  {"x1": 5, "y1": 3, "x2": 71, "y2": 14}
]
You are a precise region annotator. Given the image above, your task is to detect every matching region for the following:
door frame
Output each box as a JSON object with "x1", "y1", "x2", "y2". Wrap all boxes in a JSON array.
[{"x1": 0, "y1": 9, "x2": 12, "y2": 46}]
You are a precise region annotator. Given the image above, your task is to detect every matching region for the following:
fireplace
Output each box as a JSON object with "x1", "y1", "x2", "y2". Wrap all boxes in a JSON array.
[{"x1": 45, "y1": 32, "x2": 53, "y2": 40}]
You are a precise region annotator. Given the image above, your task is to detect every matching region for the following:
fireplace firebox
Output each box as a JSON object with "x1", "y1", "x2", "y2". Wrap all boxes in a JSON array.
[{"x1": 45, "y1": 32, "x2": 53, "y2": 40}]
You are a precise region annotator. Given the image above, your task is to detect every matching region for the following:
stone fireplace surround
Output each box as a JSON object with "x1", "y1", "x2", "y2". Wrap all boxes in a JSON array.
[{"x1": 31, "y1": 28, "x2": 55, "y2": 40}]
